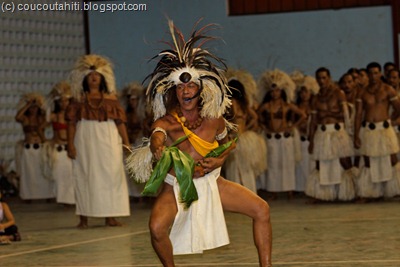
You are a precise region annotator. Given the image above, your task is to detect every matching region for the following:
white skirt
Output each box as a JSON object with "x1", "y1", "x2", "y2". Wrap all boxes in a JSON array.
[
  {"x1": 53, "y1": 149, "x2": 75, "y2": 205},
  {"x1": 18, "y1": 144, "x2": 55, "y2": 200},
  {"x1": 295, "y1": 137, "x2": 313, "y2": 192},
  {"x1": 73, "y1": 119, "x2": 130, "y2": 217},
  {"x1": 165, "y1": 167, "x2": 229, "y2": 255},
  {"x1": 265, "y1": 134, "x2": 296, "y2": 192}
]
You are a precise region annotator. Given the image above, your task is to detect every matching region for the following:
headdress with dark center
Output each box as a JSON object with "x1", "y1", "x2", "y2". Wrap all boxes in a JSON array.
[
  {"x1": 258, "y1": 69, "x2": 296, "y2": 103},
  {"x1": 145, "y1": 19, "x2": 231, "y2": 121}
]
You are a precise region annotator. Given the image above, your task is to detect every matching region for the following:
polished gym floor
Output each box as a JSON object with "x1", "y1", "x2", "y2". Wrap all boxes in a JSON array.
[{"x1": 1, "y1": 192, "x2": 399, "y2": 267}]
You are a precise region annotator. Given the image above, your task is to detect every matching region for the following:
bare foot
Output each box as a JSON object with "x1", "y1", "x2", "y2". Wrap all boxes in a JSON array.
[
  {"x1": 77, "y1": 222, "x2": 88, "y2": 229},
  {"x1": 355, "y1": 197, "x2": 370, "y2": 204},
  {"x1": 305, "y1": 198, "x2": 321, "y2": 204},
  {"x1": 105, "y1": 217, "x2": 122, "y2": 227},
  {"x1": 267, "y1": 193, "x2": 277, "y2": 201},
  {"x1": 77, "y1": 216, "x2": 88, "y2": 229}
]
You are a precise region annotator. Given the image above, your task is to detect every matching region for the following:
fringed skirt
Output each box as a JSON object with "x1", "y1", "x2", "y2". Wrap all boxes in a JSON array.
[
  {"x1": 359, "y1": 122, "x2": 397, "y2": 182},
  {"x1": 360, "y1": 121, "x2": 399, "y2": 157},
  {"x1": 224, "y1": 131, "x2": 267, "y2": 193},
  {"x1": 312, "y1": 123, "x2": 354, "y2": 161},
  {"x1": 356, "y1": 163, "x2": 400, "y2": 198},
  {"x1": 306, "y1": 167, "x2": 357, "y2": 201}
]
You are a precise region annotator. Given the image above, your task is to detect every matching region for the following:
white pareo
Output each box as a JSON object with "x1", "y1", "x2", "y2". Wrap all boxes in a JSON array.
[
  {"x1": 264, "y1": 133, "x2": 296, "y2": 192},
  {"x1": 224, "y1": 131, "x2": 267, "y2": 193},
  {"x1": 73, "y1": 119, "x2": 130, "y2": 217},
  {"x1": 295, "y1": 134, "x2": 313, "y2": 192},
  {"x1": 165, "y1": 167, "x2": 229, "y2": 255},
  {"x1": 16, "y1": 142, "x2": 55, "y2": 200},
  {"x1": 42, "y1": 142, "x2": 75, "y2": 205}
]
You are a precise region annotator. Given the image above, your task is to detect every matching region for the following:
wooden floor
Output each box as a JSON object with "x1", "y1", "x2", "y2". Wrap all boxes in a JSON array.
[{"x1": 1, "y1": 193, "x2": 400, "y2": 267}]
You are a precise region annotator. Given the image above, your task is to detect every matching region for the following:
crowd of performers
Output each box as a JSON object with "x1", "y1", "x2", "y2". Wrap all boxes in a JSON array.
[
  {"x1": 224, "y1": 62, "x2": 400, "y2": 203},
  {"x1": 5, "y1": 59, "x2": 400, "y2": 210},
  {"x1": 5, "y1": 56, "x2": 400, "y2": 208}
]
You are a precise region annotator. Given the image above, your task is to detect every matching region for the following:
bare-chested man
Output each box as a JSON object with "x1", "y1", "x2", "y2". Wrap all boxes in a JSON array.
[
  {"x1": 130, "y1": 21, "x2": 272, "y2": 267},
  {"x1": 307, "y1": 67, "x2": 356, "y2": 202},
  {"x1": 387, "y1": 68, "x2": 400, "y2": 93},
  {"x1": 354, "y1": 62, "x2": 400, "y2": 200}
]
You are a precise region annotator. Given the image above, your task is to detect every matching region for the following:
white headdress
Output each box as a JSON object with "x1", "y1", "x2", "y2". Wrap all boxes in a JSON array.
[
  {"x1": 69, "y1": 54, "x2": 116, "y2": 101},
  {"x1": 145, "y1": 19, "x2": 231, "y2": 121},
  {"x1": 290, "y1": 70, "x2": 320, "y2": 96},
  {"x1": 225, "y1": 68, "x2": 257, "y2": 107},
  {"x1": 258, "y1": 69, "x2": 296, "y2": 103}
]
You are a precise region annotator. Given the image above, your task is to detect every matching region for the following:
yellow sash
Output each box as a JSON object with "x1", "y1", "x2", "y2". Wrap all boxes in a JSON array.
[{"x1": 173, "y1": 113, "x2": 218, "y2": 157}]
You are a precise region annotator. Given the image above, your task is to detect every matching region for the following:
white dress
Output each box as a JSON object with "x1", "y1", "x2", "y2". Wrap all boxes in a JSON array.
[{"x1": 66, "y1": 98, "x2": 130, "y2": 217}]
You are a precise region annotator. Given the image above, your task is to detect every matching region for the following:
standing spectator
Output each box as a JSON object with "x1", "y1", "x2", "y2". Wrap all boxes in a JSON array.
[
  {"x1": 15, "y1": 93, "x2": 54, "y2": 202},
  {"x1": 66, "y1": 54, "x2": 130, "y2": 228}
]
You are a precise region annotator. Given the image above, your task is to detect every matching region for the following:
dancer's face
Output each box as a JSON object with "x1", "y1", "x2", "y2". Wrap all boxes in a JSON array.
[{"x1": 176, "y1": 82, "x2": 200, "y2": 111}]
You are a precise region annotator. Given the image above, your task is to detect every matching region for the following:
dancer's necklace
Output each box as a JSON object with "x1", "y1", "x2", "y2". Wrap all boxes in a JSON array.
[{"x1": 176, "y1": 106, "x2": 203, "y2": 130}]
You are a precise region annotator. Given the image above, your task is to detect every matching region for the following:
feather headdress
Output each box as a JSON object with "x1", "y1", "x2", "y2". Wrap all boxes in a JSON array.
[
  {"x1": 226, "y1": 68, "x2": 257, "y2": 107},
  {"x1": 258, "y1": 69, "x2": 296, "y2": 103},
  {"x1": 17, "y1": 92, "x2": 46, "y2": 111},
  {"x1": 120, "y1": 81, "x2": 147, "y2": 121},
  {"x1": 290, "y1": 70, "x2": 320, "y2": 96},
  {"x1": 69, "y1": 54, "x2": 116, "y2": 101},
  {"x1": 145, "y1": 19, "x2": 231, "y2": 121},
  {"x1": 45, "y1": 81, "x2": 72, "y2": 121},
  {"x1": 48, "y1": 81, "x2": 72, "y2": 101},
  {"x1": 121, "y1": 82, "x2": 144, "y2": 100}
]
